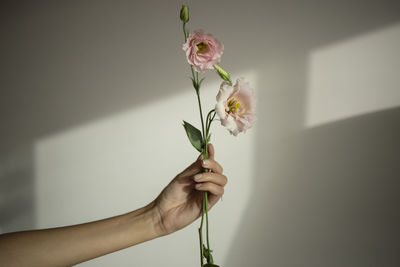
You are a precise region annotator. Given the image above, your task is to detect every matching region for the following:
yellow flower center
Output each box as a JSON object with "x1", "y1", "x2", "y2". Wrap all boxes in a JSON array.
[
  {"x1": 227, "y1": 98, "x2": 241, "y2": 113},
  {"x1": 196, "y1": 42, "x2": 209, "y2": 53}
]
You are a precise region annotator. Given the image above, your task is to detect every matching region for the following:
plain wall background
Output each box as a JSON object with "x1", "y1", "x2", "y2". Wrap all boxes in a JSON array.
[{"x1": 1, "y1": 0, "x2": 400, "y2": 266}]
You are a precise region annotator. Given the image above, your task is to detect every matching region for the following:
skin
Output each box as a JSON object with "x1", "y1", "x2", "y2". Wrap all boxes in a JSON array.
[{"x1": 0, "y1": 144, "x2": 227, "y2": 267}]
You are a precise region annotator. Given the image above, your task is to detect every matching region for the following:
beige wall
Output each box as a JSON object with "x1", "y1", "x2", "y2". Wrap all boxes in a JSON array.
[{"x1": 1, "y1": 1, "x2": 400, "y2": 266}]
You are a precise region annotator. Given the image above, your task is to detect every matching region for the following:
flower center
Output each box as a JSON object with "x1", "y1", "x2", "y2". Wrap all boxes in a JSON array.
[
  {"x1": 227, "y1": 98, "x2": 241, "y2": 113},
  {"x1": 196, "y1": 42, "x2": 209, "y2": 53}
]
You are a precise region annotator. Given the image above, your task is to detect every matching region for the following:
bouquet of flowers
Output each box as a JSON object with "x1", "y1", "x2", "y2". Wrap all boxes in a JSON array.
[{"x1": 179, "y1": 5, "x2": 256, "y2": 267}]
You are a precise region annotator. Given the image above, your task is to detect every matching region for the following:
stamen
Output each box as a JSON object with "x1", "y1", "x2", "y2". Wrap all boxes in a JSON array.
[
  {"x1": 227, "y1": 98, "x2": 241, "y2": 113},
  {"x1": 196, "y1": 42, "x2": 208, "y2": 53}
]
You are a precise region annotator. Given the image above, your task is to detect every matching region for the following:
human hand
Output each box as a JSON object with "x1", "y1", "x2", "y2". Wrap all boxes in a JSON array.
[{"x1": 152, "y1": 144, "x2": 227, "y2": 236}]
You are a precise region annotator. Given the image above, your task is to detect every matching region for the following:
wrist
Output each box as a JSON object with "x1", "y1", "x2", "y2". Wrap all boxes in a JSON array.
[
  {"x1": 146, "y1": 200, "x2": 169, "y2": 238},
  {"x1": 124, "y1": 202, "x2": 160, "y2": 243}
]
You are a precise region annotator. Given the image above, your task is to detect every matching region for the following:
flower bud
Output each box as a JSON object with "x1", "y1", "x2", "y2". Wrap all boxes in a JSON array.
[
  {"x1": 213, "y1": 65, "x2": 232, "y2": 85},
  {"x1": 180, "y1": 4, "x2": 189, "y2": 23}
]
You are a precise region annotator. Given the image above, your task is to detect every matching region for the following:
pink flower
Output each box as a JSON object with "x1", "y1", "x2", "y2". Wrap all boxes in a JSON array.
[
  {"x1": 215, "y1": 78, "x2": 256, "y2": 136},
  {"x1": 183, "y1": 30, "x2": 224, "y2": 72}
]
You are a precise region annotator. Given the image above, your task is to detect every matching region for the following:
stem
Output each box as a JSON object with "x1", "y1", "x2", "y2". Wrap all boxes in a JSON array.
[
  {"x1": 198, "y1": 227, "x2": 204, "y2": 265},
  {"x1": 196, "y1": 90, "x2": 206, "y2": 140},
  {"x1": 196, "y1": 82, "x2": 214, "y2": 265},
  {"x1": 182, "y1": 18, "x2": 215, "y2": 266},
  {"x1": 183, "y1": 22, "x2": 187, "y2": 42},
  {"x1": 203, "y1": 134, "x2": 211, "y2": 262},
  {"x1": 205, "y1": 192, "x2": 210, "y2": 251},
  {"x1": 206, "y1": 109, "x2": 216, "y2": 138},
  {"x1": 199, "y1": 190, "x2": 205, "y2": 234},
  {"x1": 198, "y1": 182, "x2": 205, "y2": 267},
  {"x1": 191, "y1": 66, "x2": 196, "y2": 86}
]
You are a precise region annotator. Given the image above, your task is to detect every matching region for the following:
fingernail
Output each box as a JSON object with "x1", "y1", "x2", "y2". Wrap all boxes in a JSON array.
[
  {"x1": 202, "y1": 160, "x2": 210, "y2": 167},
  {"x1": 195, "y1": 183, "x2": 202, "y2": 189},
  {"x1": 194, "y1": 173, "x2": 202, "y2": 181}
]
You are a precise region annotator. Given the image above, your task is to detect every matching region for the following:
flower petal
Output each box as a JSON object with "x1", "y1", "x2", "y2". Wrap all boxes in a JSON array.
[
  {"x1": 182, "y1": 30, "x2": 224, "y2": 72},
  {"x1": 215, "y1": 78, "x2": 256, "y2": 136}
]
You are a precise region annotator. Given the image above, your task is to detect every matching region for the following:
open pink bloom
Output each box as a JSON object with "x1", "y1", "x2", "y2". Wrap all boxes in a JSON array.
[
  {"x1": 215, "y1": 78, "x2": 256, "y2": 136},
  {"x1": 183, "y1": 30, "x2": 224, "y2": 72}
]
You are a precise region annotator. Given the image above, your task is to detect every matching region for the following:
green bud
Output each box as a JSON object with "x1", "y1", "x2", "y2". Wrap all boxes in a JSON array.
[
  {"x1": 213, "y1": 65, "x2": 232, "y2": 85},
  {"x1": 180, "y1": 4, "x2": 189, "y2": 23}
]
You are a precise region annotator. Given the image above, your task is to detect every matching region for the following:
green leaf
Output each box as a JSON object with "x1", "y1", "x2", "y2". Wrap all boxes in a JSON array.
[
  {"x1": 183, "y1": 121, "x2": 204, "y2": 152},
  {"x1": 203, "y1": 245, "x2": 214, "y2": 264},
  {"x1": 203, "y1": 264, "x2": 220, "y2": 267}
]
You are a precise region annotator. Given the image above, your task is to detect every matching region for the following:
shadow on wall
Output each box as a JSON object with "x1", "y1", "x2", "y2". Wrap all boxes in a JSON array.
[
  {"x1": 0, "y1": 0, "x2": 195, "y2": 234},
  {"x1": 0, "y1": 145, "x2": 35, "y2": 233},
  {"x1": 222, "y1": 1, "x2": 400, "y2": 265},
  {"x1": 1, "y1": 1, "x2": 400, "y2": 266},
  {"x1": 226, "y1": 107, "x2": 400, "y2": 267}
]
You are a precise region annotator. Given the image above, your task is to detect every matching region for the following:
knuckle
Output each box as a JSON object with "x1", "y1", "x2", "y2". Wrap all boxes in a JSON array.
[
  {"x1": 219, "y1": 187, "x2": 224, "y2": 195},
  {"x1": 204, "y1": 182, "x2": 212, "y2": 190},
  {"x1": 222, "y1": 175, "x2": 228, "y2": 185},
  {"x1": 208, "y1": 183, "x2": 218, "y2": 193}
]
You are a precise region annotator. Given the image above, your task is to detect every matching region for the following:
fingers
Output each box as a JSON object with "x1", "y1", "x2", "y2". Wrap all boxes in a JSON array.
[
  {"x1": 193, "y1": 172, "x2": 227, "y2": 196},
  {"x1": 202, "y1": 143, "x2": 222, "y2": 173},
  {"x1": 195, "y1": 182, "x2": 224, "y2": 196},
  {"x1": 198, "y1": 143, "x2": 215, "y2": 160},
  {"x1": 180, "y1": 143, "x2": 222, "y2": 178},
  {"x1": 194, "y1": 172, "x2": 227, "y2": 186},
  {"x1": 202, "y1": 157, "x2": 223, "y2": 174}
]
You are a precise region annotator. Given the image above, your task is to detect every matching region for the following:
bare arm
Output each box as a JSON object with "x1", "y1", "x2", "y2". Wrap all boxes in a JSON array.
[
  {"x1": 0, "y1": 144, "x2": 227, "y2": 267},
  {"x1": 0, "y1": 203, "x2": 160, "y2": 267}
]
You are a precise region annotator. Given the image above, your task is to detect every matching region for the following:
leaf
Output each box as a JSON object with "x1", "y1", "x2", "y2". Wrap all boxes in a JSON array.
[
  {"x1": 183, "y1": 121, "x2": 204, "y2": 152},
  {"x1": 203, "y1": 245, "x2": 214, "y2": 264},
  {"x1": 203, "y1": 264, "x2": 220, "y2": 267}
]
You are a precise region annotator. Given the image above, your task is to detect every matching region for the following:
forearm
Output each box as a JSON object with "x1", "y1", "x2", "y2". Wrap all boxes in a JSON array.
[{"x1": 0, "y1": 202, "x2": 162, "y2": 267}]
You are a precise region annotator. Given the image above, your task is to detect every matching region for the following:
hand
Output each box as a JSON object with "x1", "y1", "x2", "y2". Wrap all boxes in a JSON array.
[{"x1": 153, "y1": 144, "x2": 227, "y2": 235}]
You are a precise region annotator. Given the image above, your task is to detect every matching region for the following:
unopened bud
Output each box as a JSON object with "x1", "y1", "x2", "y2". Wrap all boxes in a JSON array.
[
  {"x1": 213, "y1": 65, "x2": 232, "y2": 85},
  {"x1": 180, "y1": 4, "x2": 189, "y2": 23}
]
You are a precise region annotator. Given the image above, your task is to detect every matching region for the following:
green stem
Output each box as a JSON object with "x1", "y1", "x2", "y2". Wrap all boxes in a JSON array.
[
  {"x1": 182, "y1": 18, "x2": 215, "y2": 266},
  {"x1": 198, "y1": 227, "x2": 204, "y2": 265},
  {"x1": 196, "y1": 90, "x2": 206, "y2": 140},
  {"x1": 191, "y1": 66, "x2": 196, "y2": 87},
  {"x1": 203, "y1": 125, "x2": 212, "y2": 263},
  {"x1": 183, "y1": 22, "x2": 187, "y2": 42},
  {"x1": 205, "y1": 192, "x2": 210, "y2": 253},
  {"x1": 206, "y1": 109, "x2": 216, "y2": 138}
]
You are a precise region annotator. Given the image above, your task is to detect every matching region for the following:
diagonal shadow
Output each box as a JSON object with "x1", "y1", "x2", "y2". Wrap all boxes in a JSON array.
[
  {"x1": 226, "y1": 106, "x2": 400, "y2": 267},
  {"x1": 1, "y1": 2, "x2": 400, "y2": 267},
  {"x1": 223, "y1": 0, "x2": 400, "y2": 266}
]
